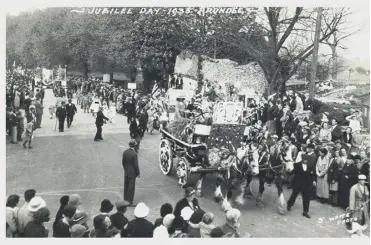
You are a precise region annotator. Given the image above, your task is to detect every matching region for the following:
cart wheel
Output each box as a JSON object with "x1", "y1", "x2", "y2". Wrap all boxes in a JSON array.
[
  {"x1": 176, "y1": 157, "x2": 190, "y2": 187},
  {"x1": 159, "y1": 139, "x2": 173, "y2": 175}
]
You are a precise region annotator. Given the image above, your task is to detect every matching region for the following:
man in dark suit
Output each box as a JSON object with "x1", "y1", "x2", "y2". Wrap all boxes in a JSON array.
[
  {"x1": 34, "y1": 98, "x2": 44, "y2": 128},
  {"x1": 122, "y1": 140, "x2": 140, "y2": 206},
  {"x1": 56, "y1": 101, "x2": 67, "y2": 132},
  {"x1": 129, "y1": 117, "x2": 141, "y2": 152},
  {"x1": 40, "y1": 88, "x2": 45, "y2": 105},
  {"x1": 94, "y1": 106, "x2": 109, "y2": 141},
  {"x1": 287, "y1": 154, "x2": 316, "y2": 218},
  {"x1": 330, "y1": 118, "x2": 342, "y2": 142},
  {"x1": 66, "y1": 99, "x2": 77, "y2": 128}
]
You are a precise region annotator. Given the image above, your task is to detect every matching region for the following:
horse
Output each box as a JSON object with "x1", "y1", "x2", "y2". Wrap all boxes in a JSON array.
[{"x1": 193, "y1": 138, "x2": 294, "y2": 214}]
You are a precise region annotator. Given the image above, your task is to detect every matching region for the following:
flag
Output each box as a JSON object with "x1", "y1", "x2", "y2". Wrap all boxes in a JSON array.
[{"x1": 151, "y1": 81, "x2": 159, "y2": 99}]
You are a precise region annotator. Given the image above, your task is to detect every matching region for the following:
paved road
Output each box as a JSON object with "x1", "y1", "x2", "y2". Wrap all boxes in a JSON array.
[{"x1": 6, "y1": 89, "x2": 368, "y2": 238}]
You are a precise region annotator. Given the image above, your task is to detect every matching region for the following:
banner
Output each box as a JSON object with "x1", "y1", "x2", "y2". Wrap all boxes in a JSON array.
[
  {"x1": 128, "y1": 83, "x2": 137, "y2": 89},
  {"x1": 212, "y1": 101, "x2": 243, "y2": 124},
  {"x1": 103, "y1": 74, "x2": 110, "y2": 83}
]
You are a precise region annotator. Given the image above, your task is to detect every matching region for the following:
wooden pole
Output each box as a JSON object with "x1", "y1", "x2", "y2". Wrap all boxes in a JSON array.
[{"x1": 309, "y1": 8, "x2": 323, "y2": 99}]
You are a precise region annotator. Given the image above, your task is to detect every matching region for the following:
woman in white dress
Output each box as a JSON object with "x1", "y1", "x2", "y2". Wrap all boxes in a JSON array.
[
  {"x1": 102, "y1": 101, "x2": 109, "y2": 123},
  {"x1": 316, "y1": 148, "x2": 330, "y2": 202},
  {"x1": 109, "y1": 103, "x2": 116, "y2": 125}
]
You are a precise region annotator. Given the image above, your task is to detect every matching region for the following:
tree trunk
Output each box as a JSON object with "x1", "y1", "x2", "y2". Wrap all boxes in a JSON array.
[{"x1": 331, "y1": 45, "x2": 337, "y2": 80}]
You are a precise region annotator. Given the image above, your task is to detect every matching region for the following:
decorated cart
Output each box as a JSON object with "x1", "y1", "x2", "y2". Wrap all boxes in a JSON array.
[{"x1": 158, "y1": 101, "x2": 249, "y2": 187}]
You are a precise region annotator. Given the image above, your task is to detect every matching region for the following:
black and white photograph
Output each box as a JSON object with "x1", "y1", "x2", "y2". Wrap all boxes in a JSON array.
[{"x1": 4, "y1": 1, "x2": 370, "y2": 239}]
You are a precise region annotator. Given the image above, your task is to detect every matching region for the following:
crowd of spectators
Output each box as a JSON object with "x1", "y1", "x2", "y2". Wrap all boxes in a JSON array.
[{"x1": 6, "y1": 187, "x2": 249, "y2": 238}]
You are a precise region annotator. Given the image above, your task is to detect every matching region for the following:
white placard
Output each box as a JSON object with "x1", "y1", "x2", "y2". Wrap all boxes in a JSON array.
[
  {"x1": 103, "y1": 74, "x2": 110, "y2": 83},
  {"x1": 128, "y1": 83, "x2": 137, "y2": 89},
  {"x1": 213, "y1": 102, "x2": 243, "y2": 124},
  {"x1": 61, "y1": 80, "x2": 67, "y2": 87}
]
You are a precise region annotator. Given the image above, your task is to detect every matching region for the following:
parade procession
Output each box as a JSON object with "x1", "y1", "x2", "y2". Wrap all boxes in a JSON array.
[{"x1": 5, "y1": 6, "x2": 370, "y2": 239}]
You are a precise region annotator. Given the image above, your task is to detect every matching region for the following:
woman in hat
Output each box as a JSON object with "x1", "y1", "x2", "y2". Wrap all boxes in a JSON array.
[
  {"x1": 126, "y1": 202, "x2": 153, "y2": 237},
  {"x1": 348, "y1": 175, "x2": 369, "y2": 233},
  {"x1": 342, "y1": 127, "x2": 353, "y2": 149},
  {"x1": 319, "y1": 122, "x2": 332, "y2": 142},
  {"x1": 174, "y1": 96, "x2": 186, "y2": 121},
  {"x1": 316, "y1": 148, "x2": 330, "y2": 203},
  {"x1": 328, "y1": 150, "x2": 341, "y2": 206},
  {"x1": 22, "y1": 115, "x2": 35, "y2": 149},
  {"x1": 173, "y1": 187, "x2": 201, "y2": 217},
  {"x1": 23, "y1": 207, "x2": 50, "y2": 237},
  {"x1": 338, "y1": 156, "x2": 359, "y2": 209}
]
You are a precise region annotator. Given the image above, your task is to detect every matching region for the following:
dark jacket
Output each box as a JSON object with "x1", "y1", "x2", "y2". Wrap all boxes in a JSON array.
[
  {"x1": 53, "y1": 219, "x2": 71, "y2": 237},
  {"x1": 40, "y1": 89, "x2": 45, "y2": 99},
  {"x1": 341, "y1": 132, "x2": 352, "y2": 144},
  {"x1": 122, "y1": 148, "x2": 140, "y2": 178},
  {"x1": 56, "y1": 106, "x2": 67, "y2": 119},
  {"x1": 267, "y1": 106, "x2": 278, "y2": 121},
  {"x1": 126, "y1": 218, "x2": 154, "y2": 238},
  {"x1": 96, "y1": 110, "x2": 109, "y2": 126},
  {"x1": 292, "y1": 162, "x2": 315, "y2": 190},
  {"x1": 129, "y1": 120, "x2": 140, "y2": 139},
  {"x1": 66, "y1": 103, "x2": 77, "y2": 116},
  {"x1": 23, "y1": 221, "x2": 48, "y2": 237},
  {"x1": 110, "y1": 212, "x2": 129, "y2": 231},
  {"x1": 327, "y1": 158, "x2": 340, "y2": 183},
  {"x1": 331, "y1": 125, "x2": 342, "y2": 142},
  {"x1": 174, "y1": 197, "x2": 201, "y2": 217}
]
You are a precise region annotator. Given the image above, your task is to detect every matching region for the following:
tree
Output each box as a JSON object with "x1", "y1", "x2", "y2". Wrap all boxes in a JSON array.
[
  {"x1": 320, "y1": 8, "x2": 366, "y2": 80},
  {"x1": 348, "y1": 68, "x2": 354, "y2": 80},
  {"x1": 355, "y1": 66, "x2": 367, "y2": 75},
  {"x1": 214, "y1": 7, "x2": 349, "y2": 95}
]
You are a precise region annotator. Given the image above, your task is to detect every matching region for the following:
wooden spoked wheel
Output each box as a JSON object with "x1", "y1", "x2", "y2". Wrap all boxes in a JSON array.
[{"x1": 159, "y1": 139, "x2": 173, "y2": 175}]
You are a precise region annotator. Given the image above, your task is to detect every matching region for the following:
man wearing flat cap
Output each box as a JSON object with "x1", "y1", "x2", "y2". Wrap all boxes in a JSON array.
[
  {"x1": 122, "y1": 139, "x2": 140, "y2": 206},
  {"x1": 110, "y1": 200, "x2": 130, "y2": 235}
]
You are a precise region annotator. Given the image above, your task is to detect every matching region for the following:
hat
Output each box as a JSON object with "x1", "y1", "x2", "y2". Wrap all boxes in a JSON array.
[
  {"x1": 334, "y1": 139, "x2": 341, "y2": 144},
  {"x1": 63, "y1": 205, "x2": 77, "y2": 218},
  {"x1": 172, "y1": 216, "x2": 185, "y2": 230},
  {"x1": 134, "y1": 202, "x2": 149, "y2": 218},
  {"x1": 100, "y1": 199, "x2": 114, "y2": 213},
  {"x1": 129, "y1": 139, "x2": 137, "y2": 148},
  {"x1": 29, "y1": 105, "x2": 36, "y2": 109},
  {"x1": 153, "y1": 225, "x2": 169, "y2": 238},
  {"x1": 163, "y1": 214, "x2": 175, "y2": 228},
  {"x1": 115, "y1": 200, "x2": 130, "y2": 211},
  {"x1": 68, "y1": 194, "x2": 82, "y2": 208},
  {"x1": 185, "y1": 187, "x2": 196, "y2": 197},
  {"x1": 303, "y1": 126, "x2": 310, "y2": 131},
  {"x1": 226, "y1": 208, "x2": 241, "y2": 223},
  {"x1": 298, "y1": 121, "x2": 308, "y2": 126},
  {"x1": 27, "y1": 196, "x2": 46, "y2": 212},
  {"x1": 181, "y1": 206, "x2": 194, "y2": 221},
  {"x1": 72, "y1": 212, "x2": 88, "y2": 225},
  {"x1": 189, "y1": 209, "x2": 205, "y2": 224},
  {"x1": 307, "y1": 143, "x2": 315, "y2": 149},
  {"x1": 358, "y1": 175, "x2": 367, "y2": 180},
  {"x1": 271, "y1": 135, "x2": 279, "y2": 139}
]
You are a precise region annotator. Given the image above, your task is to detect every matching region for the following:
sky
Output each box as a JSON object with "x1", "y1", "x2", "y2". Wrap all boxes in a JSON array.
[{"x1": 6, "y1": 5, "x2": 370, "y2": 67}]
